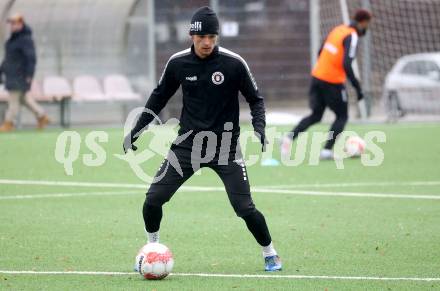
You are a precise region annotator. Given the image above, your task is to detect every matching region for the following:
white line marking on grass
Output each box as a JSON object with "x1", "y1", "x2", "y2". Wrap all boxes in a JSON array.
[
  {"x1": 264, "y1": 181, "x2": 440, "y2": 189},
  {"x1": 1, "y1": 188, "x2": 439, "y2": 201},
  {"x1": 254, "y1": 188, "x2": 440, "y2": 200},
  {"x1": 0, "y1": 191, "x2": 139, "y2": 200},
  {"x1": 0, "y1": 179, "x2": 147, "y2": 189},
  {"x1": 1, "y1": 179, "x2": 439, "y2": 191},
  {"x1": 0, "y1": 180, "x2": 440, "y2": 200},
  {"x1": 0, "y1": 179, "x2": 223, "y2": 192},
  {"x1": 0, "y1": 270, "x2": 439, "y2": 282},
  {"x1": 0, "y1": 270, "x2": 133, "y2": 275},
  {"x1": 174, "y1": 272, "x2": 440, "y2": 282}
]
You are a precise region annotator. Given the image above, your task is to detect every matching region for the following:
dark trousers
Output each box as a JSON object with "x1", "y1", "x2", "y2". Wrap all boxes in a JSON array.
[
  {"x1": 143, "y1": 135, "x2": 272, "y2": 247},
  {"x1": 289, "y1": 77, "x2": 348, "y2": 150}
]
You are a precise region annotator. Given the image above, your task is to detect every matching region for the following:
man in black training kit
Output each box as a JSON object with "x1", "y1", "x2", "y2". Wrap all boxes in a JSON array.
[
  {"x1": 124, "y1": 7, "x2": 282, "y2": 272},
  {"x1": 281, "y1": 9, "x2": 372, "y2": 160}
]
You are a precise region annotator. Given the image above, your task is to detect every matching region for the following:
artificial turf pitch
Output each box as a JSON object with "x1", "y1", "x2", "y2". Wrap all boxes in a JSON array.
[{"x1": 0, "y1": 123, "x2": 439, "y2": 290}]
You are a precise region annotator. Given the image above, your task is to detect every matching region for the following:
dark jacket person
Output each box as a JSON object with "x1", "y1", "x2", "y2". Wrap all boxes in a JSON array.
[{"x1": 0, "y1": 13, "x2": 49, "y2": 132}]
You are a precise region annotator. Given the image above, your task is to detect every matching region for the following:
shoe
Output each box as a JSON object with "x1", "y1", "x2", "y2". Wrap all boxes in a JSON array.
[
  {"x1": 37, "y1": 115, "x2": 50, "y2": 129},
  {"x1": 319, "y1": 149, "x2": 334, "y2": 160},
  {"x1": 280, "y1": 136, "x2": 292, "y2": 157},
  {"x1": 0, "y1": 121, "x2": 14, "y2": 132},
  {"x1": 398, "y1": 109, "x2": 406, "y2": 118},
  {"x1": 320, "y1": 149, "x2": 343, "y2": 161},
  {"x1": 264, "y1": 255, "x2": 282, "y2": 272}
]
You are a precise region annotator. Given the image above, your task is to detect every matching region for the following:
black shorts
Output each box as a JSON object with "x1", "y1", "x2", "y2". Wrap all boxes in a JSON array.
[
  {"x1": 146, "y1": 133, "x2": 256, "y2": 217},
  {"x1": 309, "y1": 77, "x2": 348, "y2": 118}
]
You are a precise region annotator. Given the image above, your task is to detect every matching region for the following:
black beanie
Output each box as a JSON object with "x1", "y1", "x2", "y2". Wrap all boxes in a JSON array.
[{"x1": 189, "y1": 6, "x2": 219, "y2": 35}]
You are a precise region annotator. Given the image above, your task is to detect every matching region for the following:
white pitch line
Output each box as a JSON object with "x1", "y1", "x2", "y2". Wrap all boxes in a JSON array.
[
  {"x1": 264, "y1": 181, "x2": 440, "y2": 189},
  {"x1": 1, "y1": 179, "x2": 440, "y2": 192},
  {"x1": 0, "y1": 179, "x2": 224, "y2": 192},
  {"x1": 0, "y1": 179, "x2": 147, "y2": 189},
  {"x1": 173, "y1": 272, "x2": 440, "y2": 282},
  {"x1": 254, "y1": 188, "x2": 440, "y2": 200},
  {"x1": 0, "y1": 270, "x2": 438, "y2": 282},
  {"x1": 0, "y1": 191, "x2": 139, "y2": 200},
  {"x1": 1, "y1": 179, "x2": 439, "y2": 200},
  {"x1": 1, "y1": 188, "x2": 439, "y2": 201}
]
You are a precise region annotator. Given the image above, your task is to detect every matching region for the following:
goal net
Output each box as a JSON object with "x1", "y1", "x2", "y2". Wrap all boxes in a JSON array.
[{"x1": 315, "y1": 0, "x2": 440, "y2": 120}]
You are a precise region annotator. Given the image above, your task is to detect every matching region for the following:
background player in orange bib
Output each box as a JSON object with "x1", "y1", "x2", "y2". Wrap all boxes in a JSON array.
[{"x1": 282, "y1": 9, "x2": 372, "y2": 160}]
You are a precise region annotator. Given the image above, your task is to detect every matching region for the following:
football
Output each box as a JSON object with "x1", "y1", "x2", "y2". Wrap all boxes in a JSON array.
[
  {"x1": 135, "y1": 243, "x2": 174, "y2": 280},
  {"x1": 344, "y1": 136, "x2": 366, "y2": 157}
]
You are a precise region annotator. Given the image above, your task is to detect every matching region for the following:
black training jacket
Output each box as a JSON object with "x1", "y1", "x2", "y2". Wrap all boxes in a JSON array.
[
  {"x1": 0, "y1": 25, "x2": 36, "y2": 92},
  {"x1": 132, "y1": 45, "x2": 265, "y2": 137}
]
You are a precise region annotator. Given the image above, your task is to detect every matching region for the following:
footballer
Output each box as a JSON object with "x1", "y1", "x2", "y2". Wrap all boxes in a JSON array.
[{"x1": 124, "y1": 6, "x2": 282, "y2": 272}]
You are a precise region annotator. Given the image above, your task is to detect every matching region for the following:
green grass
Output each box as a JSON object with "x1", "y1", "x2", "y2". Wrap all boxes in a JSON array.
[{"x1": 0, "y1": 123, "x2": 440, "y2": 290}]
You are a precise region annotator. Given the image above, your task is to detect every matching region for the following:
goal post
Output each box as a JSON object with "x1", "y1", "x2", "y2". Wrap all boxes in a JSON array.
[{"x1": 310, "y1": 0, "x2": 371, "y2": 119}]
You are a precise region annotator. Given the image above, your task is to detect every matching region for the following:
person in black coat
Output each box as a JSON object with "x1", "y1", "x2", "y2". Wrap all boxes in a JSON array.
[{"x1": 0, "y1": 13, "x2": 49, "y2": 132}]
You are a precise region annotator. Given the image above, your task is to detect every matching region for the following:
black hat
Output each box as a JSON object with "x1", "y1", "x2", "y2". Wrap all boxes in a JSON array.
[
  {"x1": 353, "y1": 9, "x2": 372, "y2": 22},
  {"x1": 189, "y1": 6, "x2": 219, "y2": 35}
]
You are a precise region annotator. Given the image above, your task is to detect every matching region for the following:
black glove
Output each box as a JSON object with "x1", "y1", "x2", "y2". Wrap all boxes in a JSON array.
[
  {"x1": 123, "y1": 130, "x2": 139, "y2": 153},
  {"x1": 254, "y1": 130, "x2": 268, "y2": 152},
  {"x1": 356, "y1": 89, "x2": 364, "y2": 101}
]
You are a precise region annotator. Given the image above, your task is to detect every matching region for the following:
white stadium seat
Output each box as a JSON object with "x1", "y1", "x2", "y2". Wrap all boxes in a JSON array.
[
  {"x1": 28, "y1": 80, "x2": 52, "y2": 102},
  {"x1": 104, "y1": 74, "x2": 141, "y2": 101},
  {"x1": 73, "y1": 75, "x2": 106, "y2": 101},
  {"x1": 43, "y1": 76, "x2": 72, "y2": 101}
]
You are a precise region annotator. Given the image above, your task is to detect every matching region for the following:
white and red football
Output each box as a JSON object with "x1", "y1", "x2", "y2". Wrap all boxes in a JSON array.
[
  {"x1": 344, "y1": 136, "x2": 366, "y2": 157},
  {"x1": 135, "y1": 243, "x2": 174, "y2": 280}
]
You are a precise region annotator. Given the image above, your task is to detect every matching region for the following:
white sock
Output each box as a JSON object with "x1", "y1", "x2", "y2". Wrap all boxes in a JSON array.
[
  {"x1": 281, "y1": 136, "x2": 292, "y2": 156},
  {"x1": 320, "y1": 149, "x2": 333, "y2": 158},
  {"x1": 146, "y1": 229, "x2": 159, "y2": 243},
  {"x1": 262, "y1": 242, "x2": 277, "y2": 258},
  {"x1": 321, "y1": 149, "x2": 332, "y2": 155}
]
